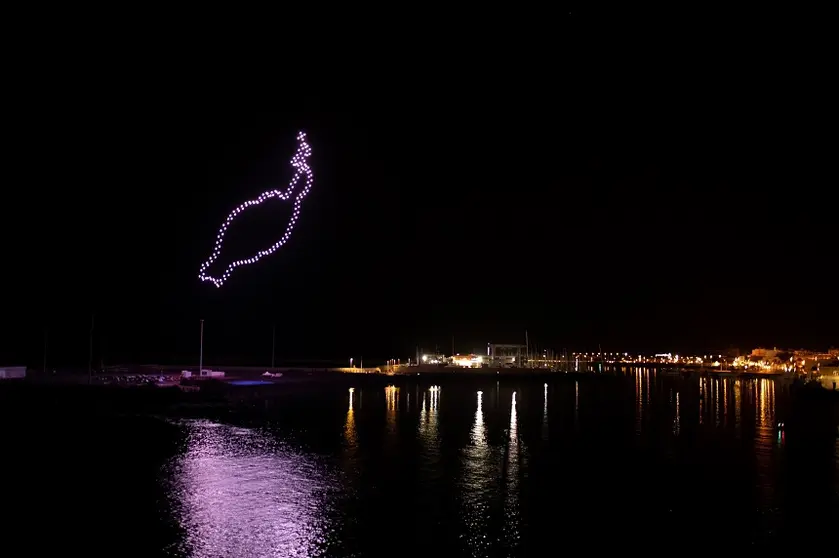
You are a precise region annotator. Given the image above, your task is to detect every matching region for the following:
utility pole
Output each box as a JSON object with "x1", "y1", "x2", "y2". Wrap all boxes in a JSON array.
[
  {"x1": 43, "y1": 327, "x2": 48, "y2": 376},
  {"x1": 88, "y1": 313, "x2": 94, "y2": 384},
  {"x1": 271, "y1": 324, "x2": 276, "y2": 371},
  {"x1": 199, "y1": 319, "x2": 204, "y2": 374},
  {"x1": 525, "y1": 330, "x2": 529, "y2": 369}
]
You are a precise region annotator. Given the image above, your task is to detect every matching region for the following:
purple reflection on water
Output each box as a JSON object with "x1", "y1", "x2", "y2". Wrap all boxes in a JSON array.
[
  {"x1": 227, "y1": 380, "x2": 274, "y2": 386},
  {"x1": 164, "y1": 420, "x2": 339, "y2": 557}
]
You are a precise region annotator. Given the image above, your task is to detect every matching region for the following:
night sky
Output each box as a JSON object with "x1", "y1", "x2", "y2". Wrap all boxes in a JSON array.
[{"x1": 3, "y1": 12, "x2": 836, "y2": 367}]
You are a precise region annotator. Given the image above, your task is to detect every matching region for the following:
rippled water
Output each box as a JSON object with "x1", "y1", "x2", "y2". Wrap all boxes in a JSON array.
[
  {"x1": 163, "y1": 422, "x2": 341, "y2": 557},
  {"x1": 5, "y1": 373, "x2": 838, "y2": 555}
]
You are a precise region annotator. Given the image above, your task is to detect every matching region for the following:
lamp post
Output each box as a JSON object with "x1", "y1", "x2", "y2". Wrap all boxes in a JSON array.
[
  {"x1": 88, "y1": 313, "x2": 94, "y2": 384},
  {"x1": 43, "y1": 327, "x2": 48, "y2": 376},
  {"x1": 199, "y1": 319, "x2": 204, "y2": 374}
]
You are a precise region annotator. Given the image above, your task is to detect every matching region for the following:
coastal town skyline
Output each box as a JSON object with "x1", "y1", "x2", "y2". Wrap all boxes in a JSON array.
[
  {"x1": 1, "y1": 11, "x2": 836, "y2": 555},
  {"x1": 3, "y1": 315, "x2": 837, "y2": 369},
  {"x1": 3, "y1": 94, "x2": 835, "y2": 366}
]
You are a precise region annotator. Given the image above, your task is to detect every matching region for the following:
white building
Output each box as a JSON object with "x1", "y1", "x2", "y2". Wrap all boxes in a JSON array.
[
  {"x1": 750, "y1": 347, "x2": 780, "y2": 360},
  {"x1": 487, "y1": 343, "x2": 527, "y2": 367},
  {"x1": 0, "y1": 367, "x2": 26, "y2": 379},
  {"x1": 420, "y1": 353, "x2": 446, "y2": 365},
  {"x1": 451, "y1": 354, "x2": 484, "y2": 368}
]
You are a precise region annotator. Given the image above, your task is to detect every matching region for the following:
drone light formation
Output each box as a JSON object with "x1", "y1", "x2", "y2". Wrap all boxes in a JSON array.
[{"x1": 198, "y1": 131, "x2": 313, "y2": 288}]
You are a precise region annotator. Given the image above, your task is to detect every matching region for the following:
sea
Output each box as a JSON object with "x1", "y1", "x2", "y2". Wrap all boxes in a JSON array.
[{"x1": 3, "y1": 372, "x2": 837, "y2": 556}]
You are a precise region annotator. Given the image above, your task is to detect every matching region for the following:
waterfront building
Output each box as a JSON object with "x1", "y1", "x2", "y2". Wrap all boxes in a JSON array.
[
  {"x1": 451, "y1": 354, "x2": 484, "y2": 368},
  {"x1": 420, "y1": 353, "x2": 446, "y2": 365},
  {"x1": 750, "y1": 347, "x2": 780, "y2": 359},
  {"x1": 0, "y1": 366, "x2": 26, "y2": 379},
  {"x1": 487, "y1": 343, "x2": 527, "y2": 367}
]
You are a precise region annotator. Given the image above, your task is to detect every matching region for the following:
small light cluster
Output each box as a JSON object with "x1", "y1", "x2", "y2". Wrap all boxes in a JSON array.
[{"x1": 198, "y1": 131, "x2": 313, "y2": 287}]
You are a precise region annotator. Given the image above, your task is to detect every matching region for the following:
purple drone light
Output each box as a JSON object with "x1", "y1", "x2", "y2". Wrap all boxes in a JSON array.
[{"x1": 198, "y1": 131, "x2": 313, "y2": 288}]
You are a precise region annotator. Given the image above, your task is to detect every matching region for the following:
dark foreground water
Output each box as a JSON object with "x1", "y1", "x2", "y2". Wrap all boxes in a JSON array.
[{"x1": 3, "y1": 373, "x2": 838, "y2": 556}]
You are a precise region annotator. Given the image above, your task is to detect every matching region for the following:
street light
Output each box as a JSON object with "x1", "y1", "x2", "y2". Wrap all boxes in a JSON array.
[
  {"x1": 271, "y1": 324, "x2": 276, "y2": 371},
  {"x1": 199, "y1": 319, "x2": 204, "y2": 374}
]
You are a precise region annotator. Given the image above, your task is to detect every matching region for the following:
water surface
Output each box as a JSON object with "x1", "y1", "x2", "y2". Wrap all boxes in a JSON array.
[{"x1": 4, "y1": 373, "x2": 838, "y2": 556}]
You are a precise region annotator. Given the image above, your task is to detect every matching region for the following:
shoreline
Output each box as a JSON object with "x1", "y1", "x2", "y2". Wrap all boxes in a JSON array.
[
  {"x1": 6, "y1": 362, "x2": 817, "y2": 391},
  {"x1": 2, "y1": 374, "x2": 836, "y2": 435}
]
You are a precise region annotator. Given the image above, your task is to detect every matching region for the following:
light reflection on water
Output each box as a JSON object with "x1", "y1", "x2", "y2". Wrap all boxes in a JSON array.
[
  {"x1": 345, "y1": 388, "x2": 357, "y2": 448},
  {"x1": 385, "y1": 385, "x2": 398, "y2": 437},
  {"x1": 460, "y1": 391, "x2": 495, "y2": 556},
  {"x1": 673, "y1": 390, "x2": 680, "y2": 436},
  {"x1": 473, "y1": 391, "x2": 486, "y2": 446},
  {"x1": 164, "y1": 420, "x2": 340, "y2": 558},
  {"x1": 753, "y1": 378, "x2": 778, "y2": 513},
  {"x1": 542, "y1": 383, "x2": 549, "y2": 441},
  {"x1": 153, "y1": 376, "x2": 837, "y2": 555},
  {"x1": 418, "y1": 387, "x2": 441, "y2": 475},
  {"x1": 635, "y1": 370, "x2": 642, "y2": 432},
  {"x1": 503, "y1": 392, "x2": 521, "y2": 551}
]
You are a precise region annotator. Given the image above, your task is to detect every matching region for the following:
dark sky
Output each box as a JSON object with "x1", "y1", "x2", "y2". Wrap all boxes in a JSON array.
[{"x1": 2, "y1": 11, "x2": 836, "y2": 367}]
